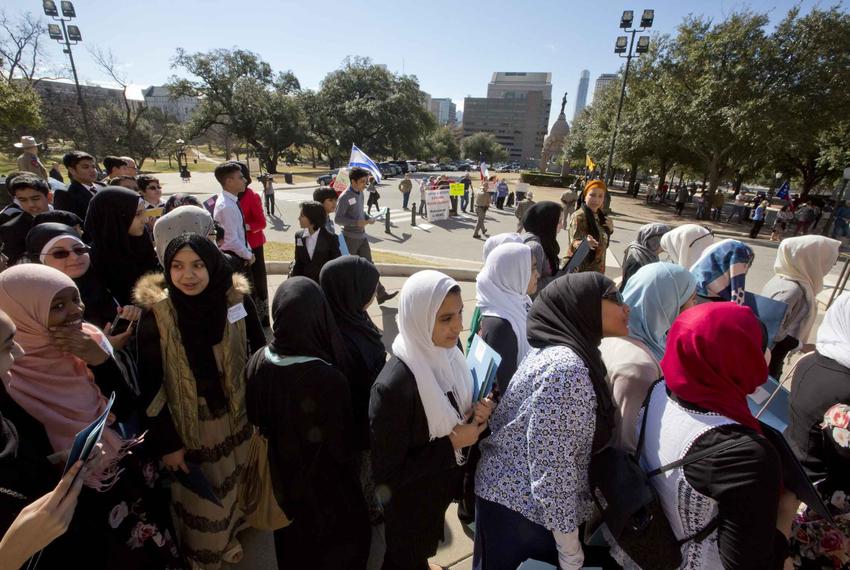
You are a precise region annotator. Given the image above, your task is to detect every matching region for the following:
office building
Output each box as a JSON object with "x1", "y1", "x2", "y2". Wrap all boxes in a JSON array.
[
  {"x1": 429, "y1": 98, "x2": 457, "y2": 125},
  {"x1": 462, "y1": 72, "x2": 552, "y2": 166},
  {"x1": 573, "y1": 70, "x2": 590, "y2": 120},
  {"x1": 593, "y1": 73, "x2": 619, "y2": 103}
]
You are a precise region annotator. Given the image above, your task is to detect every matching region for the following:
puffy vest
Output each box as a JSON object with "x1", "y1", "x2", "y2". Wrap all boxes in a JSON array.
[{"x1": 148, "y1": 292, "x2": 248, "y2": 449}]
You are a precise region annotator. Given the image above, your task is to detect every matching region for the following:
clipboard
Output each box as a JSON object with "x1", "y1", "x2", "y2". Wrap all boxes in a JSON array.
[{"x1": 562, "y1": 238, "x2": 591, "y2": 274}]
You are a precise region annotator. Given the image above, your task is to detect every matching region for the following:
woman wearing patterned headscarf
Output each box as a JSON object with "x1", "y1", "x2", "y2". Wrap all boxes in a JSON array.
[{"x1": 690, "y1": 239, "x2": 754, "y2": 305}]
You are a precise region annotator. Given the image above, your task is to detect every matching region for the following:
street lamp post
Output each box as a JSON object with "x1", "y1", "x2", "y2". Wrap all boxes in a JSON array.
[
  {"x1": 43, "y1": 1, "x2": 97, "y2": 158},
  {"x1": 604, "y1": 9, "x2": 653, "y2": 188}
]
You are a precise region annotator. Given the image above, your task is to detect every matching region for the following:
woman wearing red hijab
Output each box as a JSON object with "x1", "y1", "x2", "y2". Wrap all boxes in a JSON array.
[{"x1": 637, "y1": 302, "x2": 790, "y2": 569}]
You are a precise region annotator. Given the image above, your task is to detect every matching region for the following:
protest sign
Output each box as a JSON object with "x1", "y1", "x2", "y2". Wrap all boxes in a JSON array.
[
  {"x1": 426, "y1": 187, "x2": 451, "y2": 221},
  {"x1": 332, "y1": 168, "x2": 350, "y2": 194},
  {"x1": 449, "y1": 182, "x2": 465, "y2": 197}
]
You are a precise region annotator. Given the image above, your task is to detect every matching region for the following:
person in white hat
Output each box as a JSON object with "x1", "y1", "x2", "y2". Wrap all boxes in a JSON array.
[{"x1": 14, "y1": 136, "x2": 48, "y2": 181}]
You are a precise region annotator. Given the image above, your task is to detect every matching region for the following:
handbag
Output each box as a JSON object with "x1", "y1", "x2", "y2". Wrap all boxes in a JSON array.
[
  {"x1": 239, "y1": 427, "x2": 292, "y2": 531},
  {"x1": 588, "y1": 380, "x2": 746, "y2": 569}
]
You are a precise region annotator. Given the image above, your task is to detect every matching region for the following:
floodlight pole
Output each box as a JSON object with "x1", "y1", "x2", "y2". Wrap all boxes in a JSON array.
[
  {"x1": 53, "y1": 14, "x2": 97, "y2": 158},
  {"x1": 604, "y1": 26, "x2": 647, "y2": 188}
]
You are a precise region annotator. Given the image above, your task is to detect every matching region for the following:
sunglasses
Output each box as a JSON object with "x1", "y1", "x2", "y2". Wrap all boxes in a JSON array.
[
  {"x1": 45, "y1": 245, "x2": 90, "y2": 259},
  {"x1": 602, "y1": 288, "x2": 625, "y2": 306}
]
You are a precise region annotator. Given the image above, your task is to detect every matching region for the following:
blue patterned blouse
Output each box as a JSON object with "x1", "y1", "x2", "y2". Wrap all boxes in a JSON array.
[{"x1": 475, "y1": 345, "x2": 597, "y2": 534}]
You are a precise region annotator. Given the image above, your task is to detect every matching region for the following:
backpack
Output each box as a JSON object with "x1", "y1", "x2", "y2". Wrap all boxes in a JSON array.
[{"x1": 588, "y1": 380, "x2": 747, "y2": 569}]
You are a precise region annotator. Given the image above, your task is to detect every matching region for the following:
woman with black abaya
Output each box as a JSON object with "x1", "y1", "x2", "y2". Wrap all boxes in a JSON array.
[
  {"x1": 473, "y1": 273, "x2": 630, "y2": 570},
  {"x1": 521, "y1": 201, "x2": 564, "y2": 284},
  {"x1": 84, "y1": 186, "x2": 160, "y2": 306},
  {"x1": 567, "y1": 180, "x2": 613, "y2": 274},
  {"x1": 370, "y1": 270, "x2": 494, "y2": 570},
  {"x1": 245, "y1": 277, "x2": 370, "y2": 570},
  {"x1": 135, "y1": 234, "x2": 265, "y2": 569},
  {"x1": 319, "y1": 256, "x2": 387, "y2": 523}
]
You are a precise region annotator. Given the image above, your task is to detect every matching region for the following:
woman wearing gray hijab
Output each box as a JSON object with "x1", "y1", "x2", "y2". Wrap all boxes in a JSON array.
[
  {"x1": 152, "y1": 204, "x2": 215, "y2": 265},
  {"x1": 619, "y1": 222, "x2": 670, "y2": 290}
]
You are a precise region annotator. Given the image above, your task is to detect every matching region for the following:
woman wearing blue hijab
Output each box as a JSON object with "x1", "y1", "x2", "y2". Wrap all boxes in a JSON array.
[
  {"x1": 690, "y1": 238, "x2": 754, "y2": 305},
  {"x1": 600, "y1": 262, "x2": 696, "y2": 451}
]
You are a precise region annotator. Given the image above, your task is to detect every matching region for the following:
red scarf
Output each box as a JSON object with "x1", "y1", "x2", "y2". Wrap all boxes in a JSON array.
[{"x1": 661, "y1": 302, "x2": 766, "y2": 433}]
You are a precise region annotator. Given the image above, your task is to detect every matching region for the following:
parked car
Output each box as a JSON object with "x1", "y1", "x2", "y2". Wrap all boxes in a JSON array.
[
  {"x1": 316, "y1": 170, "x2": 338, "y2": 185},
  {"x1": 405, "y1": 161, "x2": 418, "y2": 173},
  {"x1": 377, "y1": 163, "x2": 396, "y2": 178},
  {"x1": 389, "y1": 160, "x2": 409, "y2": 174}
]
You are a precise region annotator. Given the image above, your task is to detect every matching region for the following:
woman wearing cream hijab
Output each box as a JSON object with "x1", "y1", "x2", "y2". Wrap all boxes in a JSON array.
[
  {"x1": 762, "y1": 235, "x2": 840, "y2": 378},
  {"x1": 659, "y1": 223, "x2": 714, "y2": 269}
]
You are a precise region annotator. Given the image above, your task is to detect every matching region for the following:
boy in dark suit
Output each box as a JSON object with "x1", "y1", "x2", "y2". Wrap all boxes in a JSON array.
[{"x1": 290, "y1": 200, "x2": 341, "y2": 283}]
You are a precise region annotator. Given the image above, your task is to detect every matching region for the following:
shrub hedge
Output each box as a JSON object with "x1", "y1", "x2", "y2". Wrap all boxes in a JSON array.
[{"x1": 519, "y1": 171, "x2": 577, "y2": 188}]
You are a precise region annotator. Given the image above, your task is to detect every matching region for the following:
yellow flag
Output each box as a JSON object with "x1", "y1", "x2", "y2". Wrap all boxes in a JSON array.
[{"x1": 586, "y1": 155, "x2": 596, "y2": 171}]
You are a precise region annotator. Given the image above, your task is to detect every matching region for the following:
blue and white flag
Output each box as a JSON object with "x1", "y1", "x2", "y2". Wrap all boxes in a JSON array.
[
  {"x1": 776, "y1": 180, "x2": 790, "y2": 200},
  {"x1": 348, "y1": 144, "x2": 382, "y2": 183}
]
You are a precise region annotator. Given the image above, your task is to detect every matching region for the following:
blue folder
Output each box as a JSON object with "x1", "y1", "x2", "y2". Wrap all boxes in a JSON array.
[{"x1": 743, "y1": 292, "x2": 789, "y2": 349}]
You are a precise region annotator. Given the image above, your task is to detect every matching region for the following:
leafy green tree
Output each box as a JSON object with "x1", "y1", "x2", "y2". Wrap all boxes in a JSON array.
[
  {"x1": 460, "y1": 132, "x2": 508, "y2": 163},
  {"x1": 0, "y1": 80, "x2": 41, "y2": 149},
  {"x1": 766, "y1": 7, "x2": 850, "y2": 197},
  {"x1": 657, "y1": 12, "x2": 774, "y2": 195},
  {"x1": 312, "y1": 56, "x2": 435, "y2": 164},
  {"x1": 170, "y1": 48, "x2": 305, "y2": 172},
  {"x1": 422, "y1": 126, "x2": 460, "y2": 162}
]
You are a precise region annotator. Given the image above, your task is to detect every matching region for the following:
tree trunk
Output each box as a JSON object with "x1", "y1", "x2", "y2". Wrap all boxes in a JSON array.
[
  {"x1": 311, "y1": 146, "x2": 316, "y2": 168},
  {"x1": 733, "y1": 172, "x2": 744, "y2": 193},
  {"x1": 628, "y1": 162, "x2": 639, "y2": 195},
  {"x1": 707, "y1": 154, "x2": 722, "y2": 197},
  {"x1": 657, "y1": 159, "x2": 669, "y2": 191}
]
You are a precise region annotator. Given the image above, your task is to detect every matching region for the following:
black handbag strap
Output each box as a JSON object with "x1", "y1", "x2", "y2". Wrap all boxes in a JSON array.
[{"x1": 634, "y1": 378, "x2": 749, "y2": 545}]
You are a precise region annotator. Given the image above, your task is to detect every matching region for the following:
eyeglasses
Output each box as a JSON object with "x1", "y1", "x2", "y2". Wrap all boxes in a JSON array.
[
  {"x1": 45, "y1": 245, "x2": 90, "y2": 259},
  {"x1": 602, "y1": 288, "x2": 625, "y2": 306}
]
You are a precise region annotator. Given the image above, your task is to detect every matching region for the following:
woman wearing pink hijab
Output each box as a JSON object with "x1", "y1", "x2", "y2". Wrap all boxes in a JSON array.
[{"x1": 0, "y1": 265, "x2": 182, "y2": 569}]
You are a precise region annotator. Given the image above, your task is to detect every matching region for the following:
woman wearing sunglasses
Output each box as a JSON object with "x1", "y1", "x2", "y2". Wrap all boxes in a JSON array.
[
  {"x1": 25, "y1": 222, "x2": 142, "y2": 350},
  {"x1": 473, "y1": 273, "x2": 629, "y2": 570}
]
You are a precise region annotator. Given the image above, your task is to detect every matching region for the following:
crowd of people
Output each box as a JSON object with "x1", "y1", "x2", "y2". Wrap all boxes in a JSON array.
[
  {"x1": 636, "y1": 176, "x2": 849, "y2": 244},
  {"x1": 0, "y1": 140, "x2": 848, "y2": 570}
]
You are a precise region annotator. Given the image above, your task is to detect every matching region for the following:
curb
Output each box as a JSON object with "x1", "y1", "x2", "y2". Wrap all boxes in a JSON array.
[{"x1": 265, "y1": 261, "x2": 478, "y2": 282}]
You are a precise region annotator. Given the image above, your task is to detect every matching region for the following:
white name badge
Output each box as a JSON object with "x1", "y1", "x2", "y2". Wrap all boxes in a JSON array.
[
  {"x1": 348, "y1": 197, "x2": 356, "y2": 205},
  {"x1": 227, "y1": 303, "x2": 248, "y2": 323},
  {"x1": 295, "y1": 236, "x2": 303, "y2": 246}
]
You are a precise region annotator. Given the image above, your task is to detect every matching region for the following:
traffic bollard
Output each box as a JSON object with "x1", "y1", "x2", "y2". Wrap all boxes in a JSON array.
[
  {"x1": 385, "y1": 208, "x2": 391, "y2": 234},
  {"x1": 411, "y1": 203, "x2": 417, "y2": 226}
]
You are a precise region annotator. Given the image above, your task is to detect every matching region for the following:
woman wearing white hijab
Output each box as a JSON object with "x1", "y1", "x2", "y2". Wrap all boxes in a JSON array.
[
  {"x1": 370, "y1": 270, "x2": 494, "y2": 570},
  {"x1": 659, "y1": 223, "x2": 714, "y2": 269},
  {"x1": 475, "y1": 242, "x2": 537, "y2": 395},
  {"x1": 466, "y1": 233, "x2": 524, "y2": 351},
  {"x1": 762, "y1": 235, "x2": 840, "y2": 378},
  {"x1": 787, "y1": 293, "x2": 850, "y2": 566}
]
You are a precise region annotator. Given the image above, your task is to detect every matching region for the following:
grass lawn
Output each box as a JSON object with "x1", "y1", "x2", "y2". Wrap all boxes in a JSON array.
[{"x1": 263, "y1": 241, "x2": 438, "y2": 266}]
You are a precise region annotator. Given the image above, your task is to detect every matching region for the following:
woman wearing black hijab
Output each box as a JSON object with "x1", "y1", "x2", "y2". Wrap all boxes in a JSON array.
[
  {"x1": 319, "y1": 256, "x2": 386, "y2": 522},
  {"x1": 473, "y1": 273, "x2": 630, "y2": 569},
  {"x1": 245, "y1": 277, "x2": 370, "y2": 570},
  {"x1": 26, "y1": 223, "x2": 119, "y2": 329},
  {"x1": 84, "y1": 186, "x2": 160, "y2": 306},
  {"x1": 134, "y1": 233, "x2": 265, "y2": 568},
  {"x1": 521, "y1": 201, "x2": 564, "y2": 279}
]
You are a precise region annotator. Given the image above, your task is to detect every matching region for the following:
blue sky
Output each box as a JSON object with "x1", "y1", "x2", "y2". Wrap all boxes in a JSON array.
[{"x1": 14, "y1": 0, "x2": 839, "y2": 129}]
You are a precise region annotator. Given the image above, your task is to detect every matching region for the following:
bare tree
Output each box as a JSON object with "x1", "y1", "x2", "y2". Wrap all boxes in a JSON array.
[
  {"x1": 0, "y1": 10, "x2": 46, "y2": 83},
  {"x1": 87, "y1": 45, "x2": 179, "y2": 167}
]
